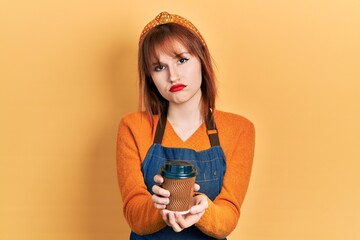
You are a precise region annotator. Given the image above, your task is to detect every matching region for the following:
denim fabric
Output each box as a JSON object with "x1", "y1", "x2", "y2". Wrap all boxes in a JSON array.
[{"x1": 130, "y1": 143, "x2": 227, "y2": 240}]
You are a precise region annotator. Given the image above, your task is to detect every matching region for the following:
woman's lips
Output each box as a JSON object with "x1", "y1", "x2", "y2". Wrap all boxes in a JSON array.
[{"x1": 170, "y1": 84, "x2": 186, "y2": 92}]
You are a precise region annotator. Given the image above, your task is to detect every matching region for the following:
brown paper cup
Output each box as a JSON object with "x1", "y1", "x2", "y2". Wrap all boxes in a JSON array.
[
  {"x1": 160, "y1": 160, "x2": 197, "y2": 214},
  {"x1": 162, "y1": 176, "x2": 196, "y2": 213}
]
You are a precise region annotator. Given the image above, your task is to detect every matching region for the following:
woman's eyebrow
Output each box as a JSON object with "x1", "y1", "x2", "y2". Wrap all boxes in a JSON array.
[
  {"x1": 176, "y1": 51, "x2": 190, "y2": 56},
  {"x1": 150, "y1": 51, "x2": 190, "y2": 66},
  {"x1": 150, "y1": 60, "x2": 161, "y2": 66}
]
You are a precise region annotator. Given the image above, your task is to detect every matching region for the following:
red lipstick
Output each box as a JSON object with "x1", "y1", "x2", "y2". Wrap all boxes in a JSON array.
[{"x1": 170, "y1": 84, "x2": 186, "y2": 92}]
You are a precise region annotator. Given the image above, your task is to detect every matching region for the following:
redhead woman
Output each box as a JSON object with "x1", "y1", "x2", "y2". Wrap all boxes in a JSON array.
[{"x1": 117, "y1": 12, "x2": 255, "y2": 239}]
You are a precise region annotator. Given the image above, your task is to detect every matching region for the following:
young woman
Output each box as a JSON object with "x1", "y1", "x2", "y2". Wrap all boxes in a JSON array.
[{"x1": 117, "y1": 12, "x2": 255, "y2": 239}]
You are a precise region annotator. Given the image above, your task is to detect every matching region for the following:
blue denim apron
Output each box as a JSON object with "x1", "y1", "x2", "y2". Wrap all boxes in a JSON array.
[{"x1": 130, "y1": 111, "x2": 227, "y2": 240}]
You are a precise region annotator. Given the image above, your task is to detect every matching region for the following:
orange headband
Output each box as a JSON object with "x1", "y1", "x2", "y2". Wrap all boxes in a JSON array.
[{"x1": 139, "y1": 11, "x2": 206, "y2": 46}]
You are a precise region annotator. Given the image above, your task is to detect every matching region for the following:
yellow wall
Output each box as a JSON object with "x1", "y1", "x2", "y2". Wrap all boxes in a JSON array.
[{"x1": 1, "y1": 1, "x2": 359, "y2": 239}]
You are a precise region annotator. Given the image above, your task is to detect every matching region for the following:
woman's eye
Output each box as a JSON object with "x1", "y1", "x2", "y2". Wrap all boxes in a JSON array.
[
  {"x1": 154, "y1": 65, "x2": 165, "y2": 72},
  {"x1": 178, "y1": 58, "x2": 189, "y2": 64}
]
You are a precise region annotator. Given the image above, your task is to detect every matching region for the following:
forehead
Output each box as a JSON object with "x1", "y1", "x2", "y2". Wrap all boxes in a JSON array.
[{"x1": 153, "y1": 40, "x2": 189, "y2": 59}]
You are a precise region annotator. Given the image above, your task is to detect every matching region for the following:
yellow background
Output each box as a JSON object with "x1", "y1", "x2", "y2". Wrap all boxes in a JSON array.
[{"x1": 1, "y1": 0, "x2": 359, "y2": 239}]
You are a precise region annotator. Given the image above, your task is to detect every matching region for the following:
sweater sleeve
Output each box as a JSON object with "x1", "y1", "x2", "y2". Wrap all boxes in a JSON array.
[
  {"x1": 116, "y1": 116, "x2": 166, "y2": 235},
  {"x1": 195, "y1": 120, "x2": 255, "y2": 238}
]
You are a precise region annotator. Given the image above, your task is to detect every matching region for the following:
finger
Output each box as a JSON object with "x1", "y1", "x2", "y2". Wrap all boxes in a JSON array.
[
  {"x1": 190, "y1": 204, "x2": 206, "y2": 214},
  {"x1": 160, "y1": 210, "x2": 171, "y2": 226},
  {"x1": 194, "y1": 183, "x2": 200, "y2": 192},
  {"x1": 152, "y1": 185, "x2": 170, "y2": 197},
  {"x1": 153, "y1": 174, "x2": 164, "y2": 184},
  {"x1": 190, "y1": 196, "x2": 208, "y2": 214},
  {"x1": 153, "y1": 201, "x2": 167, "y2": 210},
  {"x1": 168, "y1": 212, "x2": 183, "y2": 232},
  {"x1": 152, "y1": 194, "x2": 169, "y2": 206},
  {"x1": 154, "y1": 203, "x2": 166, "y2": 209},
  {"x1": 174, "y1": 213, "x2": 191, "y2": 229}
]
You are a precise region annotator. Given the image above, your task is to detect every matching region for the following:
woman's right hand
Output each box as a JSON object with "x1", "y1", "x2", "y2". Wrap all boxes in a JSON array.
[{"x1": 151, "y1": 175, "x2": 170, "y2": 210}]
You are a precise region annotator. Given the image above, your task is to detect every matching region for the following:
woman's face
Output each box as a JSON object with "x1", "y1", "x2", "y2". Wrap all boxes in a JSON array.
[{"x1": 149, "y1": 41, "x2": 202, "y2": 107}]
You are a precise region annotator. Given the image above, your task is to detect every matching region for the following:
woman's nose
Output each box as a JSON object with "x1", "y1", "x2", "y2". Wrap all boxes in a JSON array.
[{"x1": 168, "y1": 65, "x2": 179, "y2": 83}]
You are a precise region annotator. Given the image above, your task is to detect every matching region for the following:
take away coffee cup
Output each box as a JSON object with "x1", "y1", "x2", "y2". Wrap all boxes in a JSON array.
[{"x1": 160, "y1": 160, "x2": 198, "y2": 214}]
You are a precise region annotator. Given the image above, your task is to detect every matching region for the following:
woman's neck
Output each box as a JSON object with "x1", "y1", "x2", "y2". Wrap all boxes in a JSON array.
[
  {"x1": 166, "y1": 93, "x2": 204, "y2": 141},
  {"x1": 167, "y1": 103, "x2": 202, "y2": 126}
]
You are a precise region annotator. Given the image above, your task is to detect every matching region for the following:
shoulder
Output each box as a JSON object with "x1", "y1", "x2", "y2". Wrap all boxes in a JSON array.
[
  {"x1": 213, "y1": 109, "x2": 254, "y2": 131},
  {"x1": 119, "y1": 111, "x2": 158, "y2": 133},
  {"x1": 213, "y1": 110, "x2": 255, "y2": 160},
  {"x1": 213, "y1": 109, "x2": 255, "y2": 147},
  {"x1": 120, "y1": 111, "x2": 149, "y2": 125},
  {"x1": 118, "y1": 112, "x2": 159, "y2": 147}
]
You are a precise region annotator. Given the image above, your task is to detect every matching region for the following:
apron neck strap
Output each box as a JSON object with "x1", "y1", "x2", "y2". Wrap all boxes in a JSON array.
[
  {"x1": 153, "y1": 108, "x2": 168, "y2": 145},
  {"x1": 153, "y1": 108, "x2": 220, "y2": 147},
  {"x1": 205, "y1": 108, "x2": 220, "y2": 147}
]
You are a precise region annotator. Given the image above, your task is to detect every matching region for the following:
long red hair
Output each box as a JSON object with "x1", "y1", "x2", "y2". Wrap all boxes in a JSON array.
[{"x1": 138, "y1": 23, "x2": 217, "y2": 124}]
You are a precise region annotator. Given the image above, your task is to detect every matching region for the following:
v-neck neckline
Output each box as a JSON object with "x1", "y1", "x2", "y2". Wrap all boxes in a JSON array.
[
  {"x1": 165, "y1": 119, "x2": 206, "y2": 145},
  {"x1": 153, "y1": 109, "x2": 220, "y2": 148}
]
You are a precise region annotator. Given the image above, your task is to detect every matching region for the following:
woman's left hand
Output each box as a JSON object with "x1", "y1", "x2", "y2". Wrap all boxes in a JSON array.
[{"x1": 160, "y1": 194, "x2": 208, "y2": 232}]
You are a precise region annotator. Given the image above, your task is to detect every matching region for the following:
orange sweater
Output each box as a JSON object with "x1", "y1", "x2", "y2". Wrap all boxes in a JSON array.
[{"x1": 116, "y1": 109, "x2": 255, "y2": 238}]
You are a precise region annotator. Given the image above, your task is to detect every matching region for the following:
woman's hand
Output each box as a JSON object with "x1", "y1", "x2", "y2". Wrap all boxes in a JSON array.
[
  {"x1": 151, "y1": 175, "x2": 170, "y2": 209},
  {"x1": 151, "y1": 174, "x2": 207, "y2": 232},
  {"x1": 161, "y1": 194, "x2": 208, "y2": 232}
]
